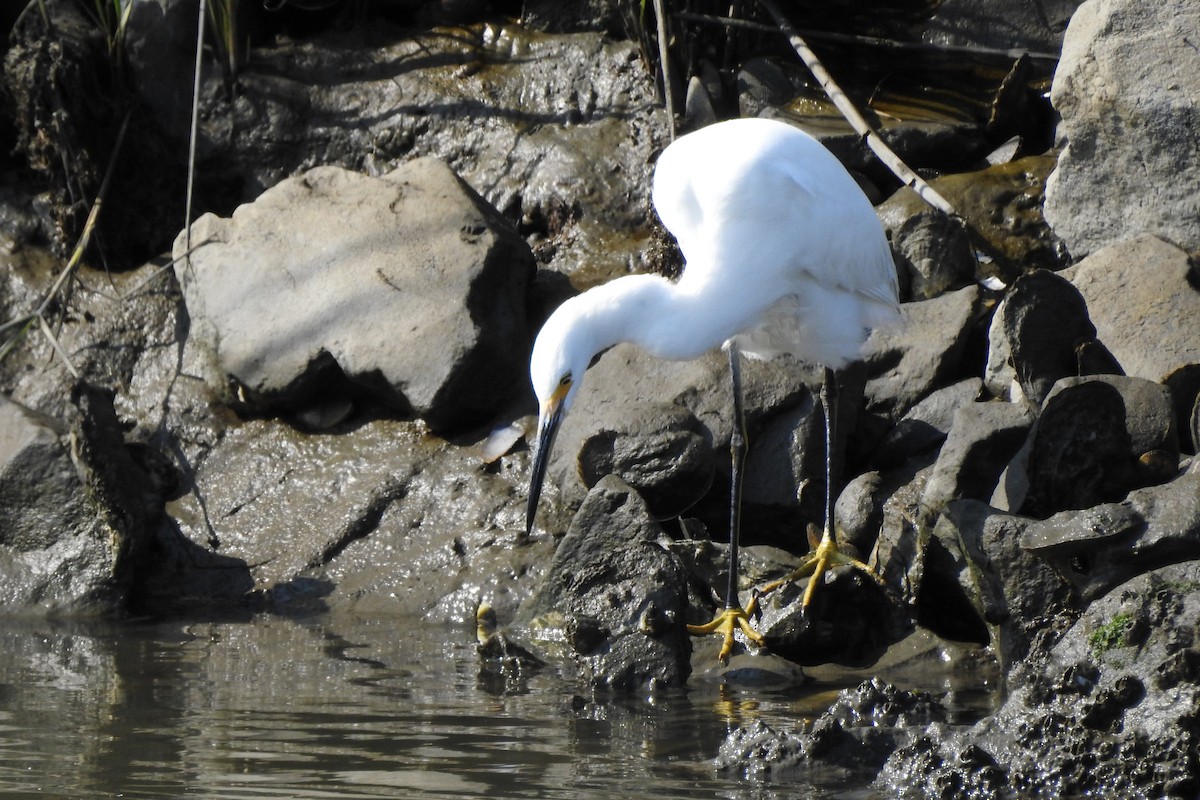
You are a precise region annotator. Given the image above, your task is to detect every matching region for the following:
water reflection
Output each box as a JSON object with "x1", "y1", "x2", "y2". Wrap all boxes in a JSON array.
[{"x1": 0, "y1": 616, "x2": 994, "y2": 799}]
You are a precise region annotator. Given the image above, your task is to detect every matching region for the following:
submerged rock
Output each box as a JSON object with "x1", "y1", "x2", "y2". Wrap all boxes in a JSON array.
[{"x1": 717, "y1": 678, "x2": 948, "y2": 780}]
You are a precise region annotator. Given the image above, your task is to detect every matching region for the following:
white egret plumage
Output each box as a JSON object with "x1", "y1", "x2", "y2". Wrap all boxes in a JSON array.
[{"x1": 525, "y1": 117, "x2": 902, "y2": 661}]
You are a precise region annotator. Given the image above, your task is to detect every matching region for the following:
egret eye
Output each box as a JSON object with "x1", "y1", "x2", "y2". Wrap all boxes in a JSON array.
[{"x1": 559, "y1": 375, "x2": 572, "y2": 388}]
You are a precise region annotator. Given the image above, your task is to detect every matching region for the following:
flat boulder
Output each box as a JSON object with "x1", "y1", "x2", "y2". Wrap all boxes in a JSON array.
[
  {"x1": 173, "y1": 159, "x2": 535, "y2": 432},
  {"x1": 1067, "y1": 234, "x2": 1200, "y2": 383},
  {"x1": 1044, "y1": 0, "x2": 1200, "y2": 258}
]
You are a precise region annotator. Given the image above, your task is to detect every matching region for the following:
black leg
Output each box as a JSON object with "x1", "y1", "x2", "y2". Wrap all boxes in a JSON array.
[
  {"x1": 725, "y1": 343, "x2": 747, "y2": 610},
  {"x1": 754, "y1": 365, "x2": 886, "y2": 612},
  {"x1": 686, "y1": 342, "x2": 766, "y2": 661},
  {"x1": 820, "y1": 365, "x2": 839, "y2": 540}
]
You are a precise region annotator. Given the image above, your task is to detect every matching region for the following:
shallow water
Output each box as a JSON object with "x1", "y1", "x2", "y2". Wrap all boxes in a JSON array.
[{"x1": 0, "y1": 615, "x2": 996, "y2": 799}]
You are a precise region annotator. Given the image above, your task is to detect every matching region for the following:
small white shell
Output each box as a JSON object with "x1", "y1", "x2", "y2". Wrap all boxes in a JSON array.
[{"x1": 480, "y1": 421, "x2": 526, "y2": 464}]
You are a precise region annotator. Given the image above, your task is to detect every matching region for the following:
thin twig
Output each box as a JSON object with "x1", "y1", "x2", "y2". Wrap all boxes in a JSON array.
[
  {"x1": 37, "y1": 315, "x2": 80, "y2": 379},
  {"x1": 756, "y1": 0, "x2": 956, "y2": 216}
]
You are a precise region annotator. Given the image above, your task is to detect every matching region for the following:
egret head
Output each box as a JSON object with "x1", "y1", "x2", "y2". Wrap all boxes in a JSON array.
[{"x1": 525, "y1": 298, "x2": 596, "y2": 536}]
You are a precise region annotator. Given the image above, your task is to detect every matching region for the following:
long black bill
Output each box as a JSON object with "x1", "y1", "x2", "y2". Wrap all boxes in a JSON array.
[{"x1": 525, "y1": 401, "x2": 565, "y2": 536}]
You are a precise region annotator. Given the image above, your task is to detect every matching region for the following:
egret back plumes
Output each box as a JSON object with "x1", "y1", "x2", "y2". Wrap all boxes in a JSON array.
[
  {"x1": 651, "y1": 117, "x2": 900, "y2": 366},
  {"x1": 528, "y1": 118, "x2": 900, "y2": 428}
]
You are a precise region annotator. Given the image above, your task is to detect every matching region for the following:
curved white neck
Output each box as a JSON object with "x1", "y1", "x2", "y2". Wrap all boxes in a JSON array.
[{"x1": 574, "y1": 273, "x2": 736, "y2": 362}]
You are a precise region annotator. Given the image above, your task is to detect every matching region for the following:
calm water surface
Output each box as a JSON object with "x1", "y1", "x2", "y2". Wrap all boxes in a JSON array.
[{"x1": 0, "y1": 615, "x2": 995, "y2": 799}]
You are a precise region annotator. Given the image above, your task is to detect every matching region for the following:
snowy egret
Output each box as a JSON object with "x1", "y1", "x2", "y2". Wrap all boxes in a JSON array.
[{"x1": 525, "y1": 117, "x2": 902, "y2": 661}]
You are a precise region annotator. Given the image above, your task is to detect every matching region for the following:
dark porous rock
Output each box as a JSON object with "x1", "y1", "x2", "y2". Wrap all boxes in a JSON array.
[
  {"x1": 1067, "y1": 234, "x2": 1200, "y2": 384},
  {"x1": 878, "y1": 560, "x2": 1200, "y2": 800},
  {"x1": 864, "y1": 285, "x2": 981, "y2": 421},
  {"x1": 997, "y1": 375, "x2": 1179, "y2": 519},
  {"x1": 931, "y1": 501, "x2": 1076, "y2": 665},
  {"x1": 871, "y1": 378, "x2": 983, "y2": 471},
  {"x1": 173, "y1": 159, "x2": 534, "y2": 433},
  {"x1": 920, "y1": 400, "x2": 1035, "y2": 520},
  {"x1": 1021, "y1": 460, "x2": 1200, "y2": 604},
  {"x1": 0, "y1": 387, "x2": 165, "y2": 611},
  {"x1": 717, "y1": 679, "x2": 946, "y2": 782},
  {"x1": 995, "y1": 269, "x2": 1120, "y2": 407},
  {"x1": 1045, "y1": 1, "x2": 1200, "y2": 259},
  {"x1": 755, "y1": 562, "x2": 909, "y2": 668},
  {"x1": 540, "y1": 341, "x2": 818, "y2": 539},
  {"x1": 835, "y1": 470, "x2": 888, "y2": 556},
  {"x1": 890, "y1": 209, "x2": 976, "y2": 301},
  {"x1": 513, "y1": 476, "x2": 692, "y2": 691},
  {"x1": 576, "y1": 402, "x2": 713, "y2": 520}
]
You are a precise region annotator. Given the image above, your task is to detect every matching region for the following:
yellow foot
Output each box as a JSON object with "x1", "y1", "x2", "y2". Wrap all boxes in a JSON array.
[
  {"x1": 758, "y1": 524, "x2": 886, "y2": 609},
  {"x1": 687, "y1": 599, "x2": 766, "y2": 663}
]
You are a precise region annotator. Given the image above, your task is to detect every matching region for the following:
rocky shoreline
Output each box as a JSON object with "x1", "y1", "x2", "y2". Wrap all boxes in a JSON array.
[{"x1": 2, "y1": 0, "x2": 1199, "y2": 795}]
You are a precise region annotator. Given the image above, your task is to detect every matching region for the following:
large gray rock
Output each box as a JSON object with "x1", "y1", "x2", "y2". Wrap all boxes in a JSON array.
[
  {"x1": 864, "y1": 285, "x2": 981, "y2": 419},
  {"x1": 920, "y1": 401, "x2": 1035, "y2": 518},
  {"x1": 1021, "y1": 459, "x2": 1200, "y2": 604},
  {"x1": 173, "y1": 160, "x2": 534, "y2": 432},
  {"x1": 1044, "y1": 0, "x2": 1200, "y2": 258},
  {"x1": 1067, "y1": 234, "x2": 1200, "y2": 383}
]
